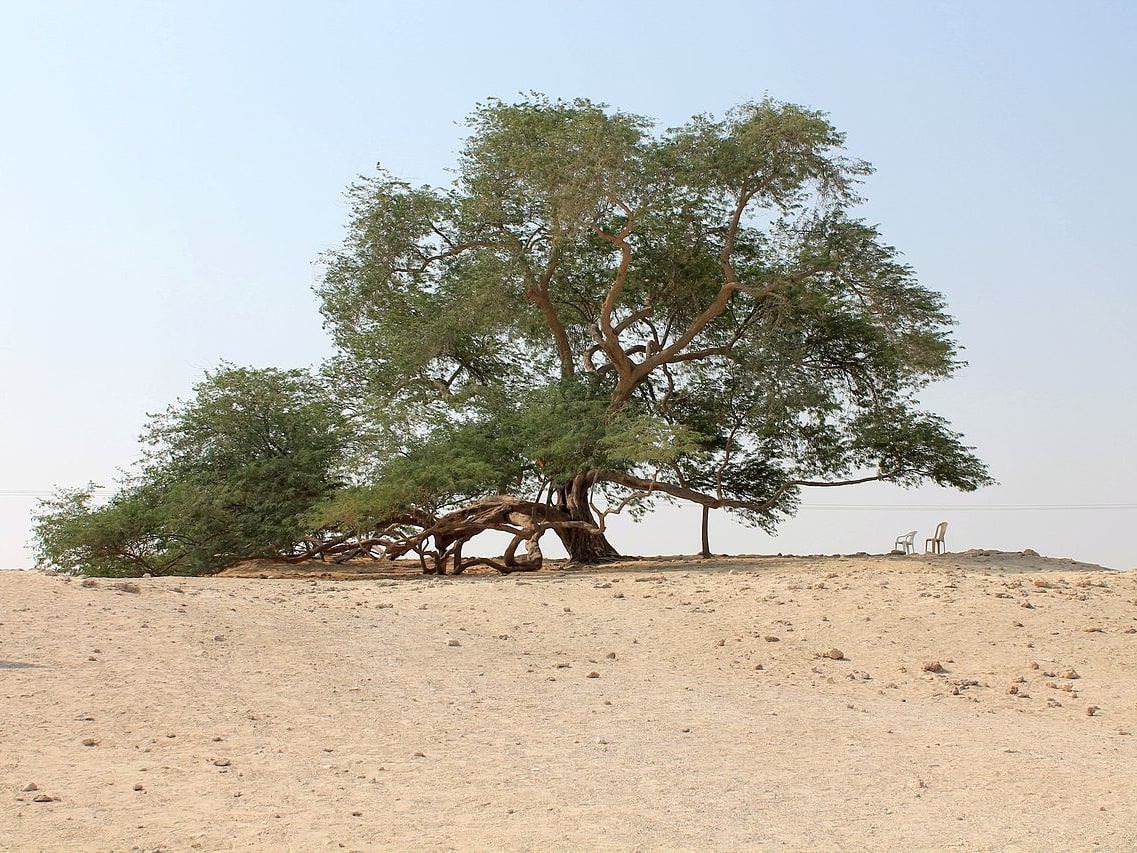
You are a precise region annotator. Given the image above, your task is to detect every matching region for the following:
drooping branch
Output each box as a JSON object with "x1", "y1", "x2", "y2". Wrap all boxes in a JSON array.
[
  {"x1": 595, "y1": 469, "x2": 896, "y2": 515},
  {"x1": 589, "y1": 472, "x2": 658, "y2": 531},
  {"x1": 307, "y1": 495, "x2": 605, "y2": 575}
]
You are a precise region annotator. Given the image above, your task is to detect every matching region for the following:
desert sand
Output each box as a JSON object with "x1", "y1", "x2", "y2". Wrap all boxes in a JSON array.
[{"x1": 2, "y1": 550, "x2": 1136, "y2": 852}]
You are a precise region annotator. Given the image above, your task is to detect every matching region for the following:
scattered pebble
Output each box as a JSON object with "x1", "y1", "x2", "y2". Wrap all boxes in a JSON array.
[
  {"x1": 81, "y1": 738, "x2": 100, "y2": 747},
  {"x1": 212, "y1": 758, "x2": 231, "y2": 767},
  {"x1": 1087, "y1": 705, "x2": 1100, "y2": 717},
  {"x1": 133, "y1": 783, "x2": 144, "y2": 792},
  {"x1": 447, "y1": 639, "x2": 461, "y2": 647},
  {"x1": 22, "y1": 783, "x2": 38, "y2": 792},
  {"x1": 1059, "y1": 669, "x2": 1080, "y2": 680},
  {"x1": 823, "y1": 648, "x2": 844, "y2": 661},
  {"x1": 922, "y1": 661, "x2": 945, "y2": 673},
  {"x1": 586, "y1": 671, "x2": 600, "y2": 678},
  {"x1": 763, "y1": 636, "x2": 780, "y2": 643}
]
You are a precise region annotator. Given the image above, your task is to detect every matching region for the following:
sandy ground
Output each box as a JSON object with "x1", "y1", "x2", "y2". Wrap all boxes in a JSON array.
[{"x1": 2, "y1": 550, "x2": 1136, "y2": 852}]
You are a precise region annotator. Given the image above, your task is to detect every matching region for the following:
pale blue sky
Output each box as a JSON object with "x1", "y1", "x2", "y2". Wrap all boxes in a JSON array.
[{"x1": 2, "y1": 1, "x2": 1135, "y2": 568}]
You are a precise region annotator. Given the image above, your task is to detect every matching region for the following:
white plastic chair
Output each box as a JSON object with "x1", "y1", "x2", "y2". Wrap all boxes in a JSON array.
[
  {"x1": 894, "y1": 530, "x2": 916, "y2": 554},
  {"x1": 925, "y1": 521, "x2": 948, "y2": 554}
]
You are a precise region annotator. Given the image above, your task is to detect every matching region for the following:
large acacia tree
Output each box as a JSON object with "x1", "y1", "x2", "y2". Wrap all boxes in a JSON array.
[{"x1": 316, "y1": 95, "x2": 991, "y2": 568}]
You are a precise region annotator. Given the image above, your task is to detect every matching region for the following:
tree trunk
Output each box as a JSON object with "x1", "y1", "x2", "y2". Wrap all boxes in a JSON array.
[
  {"x1": 554, "y1": 473, "x2": 621, "y2": 563},
  {"x1": 700, "y1": 504, "x2": 711, "y2": 558}
]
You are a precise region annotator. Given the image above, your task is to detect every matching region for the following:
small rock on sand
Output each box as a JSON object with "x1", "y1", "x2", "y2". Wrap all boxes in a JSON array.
[
  {"x1": 824, "y1": 648, "x2": 845, "y2": 660},
  {"x1": 922, "y1": 661, "x2": 945, "y2": 673}
]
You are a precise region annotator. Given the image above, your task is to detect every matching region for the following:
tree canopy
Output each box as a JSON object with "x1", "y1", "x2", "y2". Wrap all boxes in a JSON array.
[
  {"x1": 34, "y1": 95, "x2": 991, "y2": 576},
  {"x1": 33, "y1": 366, "x2": 344, "y2": 575}
]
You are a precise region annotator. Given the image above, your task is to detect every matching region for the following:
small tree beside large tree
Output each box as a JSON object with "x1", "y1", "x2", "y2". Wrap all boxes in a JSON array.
[
  {"x1": 33, "y1": 95, "x2": 991, "y2": 576},
  {"x1": 33, "y1": 366, "x2": 344, "y2": 575}
]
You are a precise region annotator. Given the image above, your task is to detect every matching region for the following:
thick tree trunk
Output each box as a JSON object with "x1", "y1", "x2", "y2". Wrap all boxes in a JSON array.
[
  {"x1": 554, "y1": 473, "x2": 621, "y2": 563},
  {"x1": 700, "y1": 504, "x2": 711, "y2": 558}
]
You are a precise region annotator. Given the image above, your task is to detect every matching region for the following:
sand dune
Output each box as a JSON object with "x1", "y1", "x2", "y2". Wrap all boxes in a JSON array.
[{"x1": 3, "y1": 551, "x2": 1136, "y2": 851}]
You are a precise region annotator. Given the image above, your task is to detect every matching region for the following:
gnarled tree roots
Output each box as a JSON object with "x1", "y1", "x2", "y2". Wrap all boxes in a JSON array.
[{"x1": 289, "y1": 495, "x2": 618, "y2": 574}]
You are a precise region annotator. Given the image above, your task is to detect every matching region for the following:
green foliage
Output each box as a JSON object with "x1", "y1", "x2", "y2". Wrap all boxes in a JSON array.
[
  {"x1": 316, "y1": 94, "x2": 991, "y2": 546},
  {"x1": 33, "y1": 366, "x2": 344, "y2": 575},
  {"x1": 32, "y1": 484, "x2": 173, "y2": 577},
  {"x1": 36, "y1": 94, "x2": 993, "y2": 570}
]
